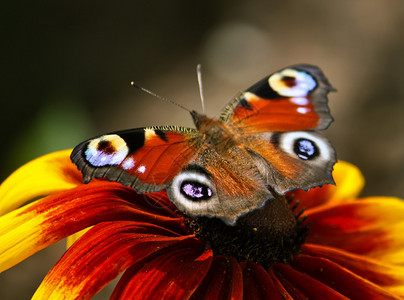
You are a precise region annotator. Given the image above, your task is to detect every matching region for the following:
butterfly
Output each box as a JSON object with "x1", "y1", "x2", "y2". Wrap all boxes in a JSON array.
[{"x1": 71, "y1": 65, "x2": 337, "y2": 225}]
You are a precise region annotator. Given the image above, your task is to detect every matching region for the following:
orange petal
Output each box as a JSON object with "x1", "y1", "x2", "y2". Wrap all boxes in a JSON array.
[
  {"x1": 0, "y1": 181, "x2": 183, "y2": 273},
  {"x1": 112, "y1": 242, "x2": 213, "y2": 300},
  {"x1": 66, "y1": 228, "x2": 91, "y2": 249},
  {"x1": 0, "y1": 200, "x2": 49, "y2": 272},
  {"x1": 33, "y1": 221, "x2": 194, "y2": 300},
  {"x1": 328, "y1": 161, "x2": 365, "y2": 203},
  {"x1": 306, "y1": 197, "x2": 404, "y2": 264},
  {"x1": 291, "y1": 253, "x2": 402, "y2": 299},
  {"x1": 0, "y1": 149, "x2": 82, "y2": 215},
  {"x1": 302, "y1": 243, "x2": 404, "y2": 298}
]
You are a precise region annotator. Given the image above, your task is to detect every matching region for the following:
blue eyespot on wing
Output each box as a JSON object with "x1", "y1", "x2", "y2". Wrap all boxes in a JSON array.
[
  {"x1": 70, "y1": 127, "x2": 199, "y2": 193},
  {"x1": 220, "y1": 65, "x2": 335, "y2": 133}
]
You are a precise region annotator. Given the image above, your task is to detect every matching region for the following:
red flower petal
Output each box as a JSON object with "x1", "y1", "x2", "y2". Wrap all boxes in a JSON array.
[
  {"x1": 190, "y1": 256, "x2": 243, "y2": 300},
  {"x1": 0, "y1": 150, "x2": 82, "y2": 215},
  {"x1": 288, "y1": 161, "x2": 365, "y2": 210},
  {"x1": 241, "y1": 263, "x2": 284, "y2": 300},
  {"x1": 33, "y1": 180, "x2": 186, "y2": 239},
  {"x1": 306, "y1": 197, "x2": 404, "y2": 262},
  {"x1": 291, "y1": 254, "x2": 401, "y2": 299},
  {"x1": 0, "y1": 180, "x2": 185, "y2": 273},
  {"x1": 288, "y1": 184, "x2": 333, "y2": 210},
  {"x1": 145, "y1": 190, "x2": 179, "y2": 216},
  {"x1": 273, "y1": 264, "x2": 349, "y2": 299},
  {"x1": 302, "y1": 244, "x2": 404, "y2": 289},
  {"x1": 33, "y1": 221, "x2": 195, "y2": 299},
  {"x1": 111, "y1": 241, "x2": 212, "y2": 300},
  {"x1": 267, "y1": 270, "x2": 294, "y2": 299}
]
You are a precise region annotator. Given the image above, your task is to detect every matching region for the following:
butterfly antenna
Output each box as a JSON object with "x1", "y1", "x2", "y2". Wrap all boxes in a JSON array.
[
  {"x1": 130, "y1": 81, "x2": 191, "y2": 113},
  {"x1": 196, "y1": 64, "x2": 205, "y2": 114}
]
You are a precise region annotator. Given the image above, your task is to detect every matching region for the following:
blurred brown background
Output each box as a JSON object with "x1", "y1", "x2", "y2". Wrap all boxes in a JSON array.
[{"x1": 1, "y1": 1, "x2": 403, "y2": 298}]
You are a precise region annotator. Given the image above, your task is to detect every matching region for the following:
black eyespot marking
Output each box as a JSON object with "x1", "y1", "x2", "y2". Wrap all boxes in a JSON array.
[
  {"x1": 97, "y1": 140, "x2": 115, "y2": 154},
  {"x1": 294, "y1": 138, "x2": 319, "y2": 160},
  {"x1": 183, "y1": 164, "x2": 213, "y2": 178},
  {"x1": 247, "y1": 77, "x2": 279, "y2": 99},
  {"x1": 270, "y1": 132, "x2": 281, "y2": 146},
  {"x1": 281, "y1": 75, "x2": 297, "y2": 88},
  {"x1": 238, "y1": 99, "x2": 253, "y2": 111},
  {"x1": 154, "y1": 129, "x2": 168, "y2": 142},
  {"x1": 180, "y1": 180, "x2": 213, "y2": 201},
  {"x1": 118, "y1": 129, "x2": 145, "y2": 152}
]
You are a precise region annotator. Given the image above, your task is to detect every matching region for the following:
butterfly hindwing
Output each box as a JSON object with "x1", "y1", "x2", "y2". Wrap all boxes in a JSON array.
[
  {"x1": 220, "y1": 64, "x2": 334, "y2": 132},
  {"x1": 70, "y1": 126, "x2": 199, "y2": 193},
  {"x1": 243, "y1": 131, "x2": 336, "y2": 195},
  {"x1": 167, "y1": 142, "x2": 274, "y2": 224}
]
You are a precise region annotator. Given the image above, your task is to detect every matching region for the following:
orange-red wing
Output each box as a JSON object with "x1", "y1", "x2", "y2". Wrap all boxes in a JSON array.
[
  {"x1": 230, "y1": 95, "x2": 320, "y2": 131},
  {"x1": 221, "y1": 65, "x2": 334, "y2": 133},
  {"x1": 123, "y1": 130, "x2": 196, "y2": 185},
  {"x1": 71, "y1": 127, "x2": 199, "y2": 193}
]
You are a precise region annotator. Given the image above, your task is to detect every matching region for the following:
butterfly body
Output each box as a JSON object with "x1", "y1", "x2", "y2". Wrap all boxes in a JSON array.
[{"x1": 71, "y1": 65, "x2": 337, "y2": 225}]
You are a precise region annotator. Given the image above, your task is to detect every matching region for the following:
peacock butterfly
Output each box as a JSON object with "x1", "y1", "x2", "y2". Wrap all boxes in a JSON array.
[{"x1": 71, "y1": 65, "x2": 336, "y2": 225}]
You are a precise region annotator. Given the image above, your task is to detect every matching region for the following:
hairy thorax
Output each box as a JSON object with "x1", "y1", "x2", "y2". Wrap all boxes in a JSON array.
[{"x1": 193, "y1": 113, "x2": 241, "y2": 151}]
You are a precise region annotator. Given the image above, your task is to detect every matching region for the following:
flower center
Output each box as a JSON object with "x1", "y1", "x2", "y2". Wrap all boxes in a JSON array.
[{"x1": 183, "y1": 194, "x2": 308, "y2": 268}]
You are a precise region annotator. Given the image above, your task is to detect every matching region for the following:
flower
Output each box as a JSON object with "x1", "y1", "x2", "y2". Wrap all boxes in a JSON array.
[{"x1": 1, "y1": 150, "x2": 404, "y2": 299}]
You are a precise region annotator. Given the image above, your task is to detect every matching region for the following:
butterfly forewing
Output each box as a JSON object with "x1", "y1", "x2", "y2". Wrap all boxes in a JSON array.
[
  {"x1": 71, "y1": 126, "x2": 199, "y2": 193},
  {"x1": 220, "y1": 65, "x2": 334, "y2": 132}
]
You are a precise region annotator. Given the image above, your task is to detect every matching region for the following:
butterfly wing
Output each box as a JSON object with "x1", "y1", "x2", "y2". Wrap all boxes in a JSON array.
[
  {"x1": 220, "y1": 65, "x2": 337, "y2": 195},
  {"x1": 166, "y1": 143, "x2": 274, "y2": 225},
  {"x1": 243, "y1": 131, "x2": 336, "y2": 195},
  {"x1": 220, "y1": 64, "x2": 334, "y2": 132},
  {"x1": 71, "y1": 126, "x2": 199, "y2": 193}
]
